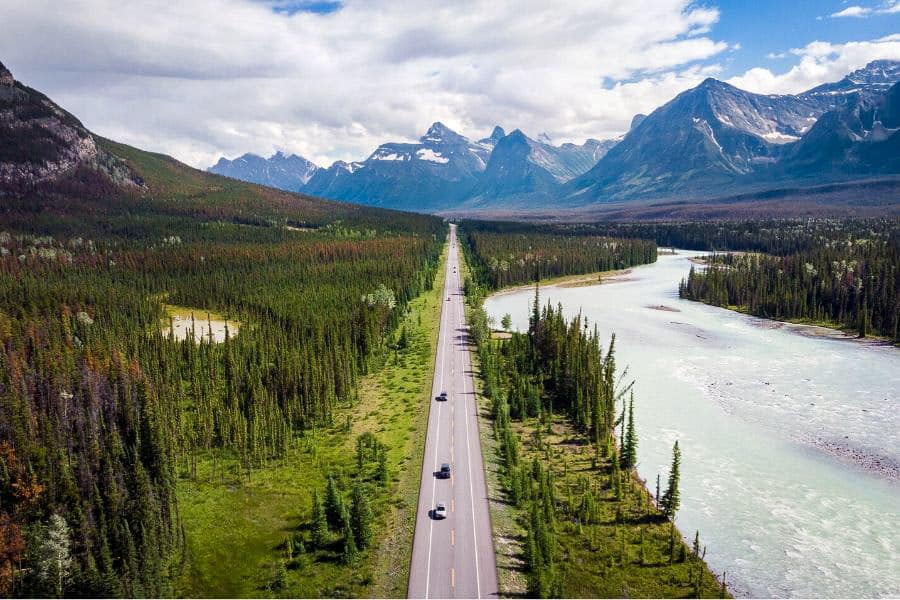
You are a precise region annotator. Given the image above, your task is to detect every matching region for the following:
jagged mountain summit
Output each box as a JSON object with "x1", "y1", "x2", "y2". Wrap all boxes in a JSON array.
[
  {"x1": 0, "y1": 60, "x2": 140, "y2": 196},
  {"x1": 296, "y1": 122, "x2": 614, "y2": 211},
  {"x1": 209, "y1": 151, "x2": 319, "y2": 192},
  {"x1": 211, "y1": 122, "x2": 616, "y2": 210},
  {"x1": 466, "y1": 129, "x2": 616, "y2": 205},
  {"x1": 802, "y1": 59, "x2": 900, "y2": 100},
  {"x1": 477, "y1": 125, "x2": 507, "y2": 149},
  {"x1": 302, "y1": 122, "x2": 492, "y2": 211},
  {"x1": 206, "y1": 59, "x2": 900, "y2": 212},
  {"x1": 567, "y1": 59, "x2": 900, "y2": 205}
]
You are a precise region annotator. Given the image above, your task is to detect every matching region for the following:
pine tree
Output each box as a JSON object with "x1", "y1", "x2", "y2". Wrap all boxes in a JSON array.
[
  {"x1": 350, "y1": 484, "x2": 373, "y2": 550},
  {"x1": 376, "y1": 445, "x2": 389, "y2": 483},
  {"x1": 661, "y1": 441, "x2": 681, "y2": 519},
  {"x1": 621, "y1": 393, "x2": 637, "y2": 470},
  {"x1": 310, "y1": 490, "x2": 328, "y2": 548},
  {"x1": 858, "y1": 286, "x2": 868, "y2": 338},
  {"x1": 340, "y1": 509, "x2": 358, "y2": 565},
  {"x1": 324, "y1": 476, "x2": 344, "y2": 529},
  {"x1": 38, "y1": 513, "x2": 73, "y2": 598},
  {"x1": 271, "y1": 559, "x2": 288, "y2": 590}
]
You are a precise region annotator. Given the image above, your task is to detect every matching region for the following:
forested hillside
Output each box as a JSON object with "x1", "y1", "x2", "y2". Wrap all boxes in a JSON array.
[{"x1": 0, "y1": 139, "x2": 445, "y2": 596}]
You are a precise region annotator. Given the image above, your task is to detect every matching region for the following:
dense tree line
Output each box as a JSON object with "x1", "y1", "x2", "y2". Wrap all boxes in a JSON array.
[
  {"x1": 679, "y1": 227, "x2": 899, "y2": 341},
  {"x1": 461, "y1": 218, "x2": 898, "y2": 340},
  {"x1": 0, "y1": 144, "x2": 445, "y2": 597},
  {"x1": 458, "y1": 222, "x2": 656, "y2": 289},
  {"x1": 462, "y1": 217, "x2": 897, "y2": 256}
]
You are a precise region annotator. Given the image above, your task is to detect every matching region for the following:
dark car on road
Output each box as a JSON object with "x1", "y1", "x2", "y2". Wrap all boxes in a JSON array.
[
  {"x1": 435, "y1": 391, "x2": 448, "y2": 401},
  {"x1": 438, "y1": 463, "x2": 451, "y2": 479}
]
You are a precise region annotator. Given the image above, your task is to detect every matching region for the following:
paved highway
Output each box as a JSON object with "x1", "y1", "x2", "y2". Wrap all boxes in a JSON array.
[{"x1": 408, "y1": 224, "x2": 498, "y2": 599}]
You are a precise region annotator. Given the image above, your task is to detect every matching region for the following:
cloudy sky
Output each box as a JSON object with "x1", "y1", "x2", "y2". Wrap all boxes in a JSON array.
[{"x1": 1, "y1": 0, "x2": 898, "y2": 168}]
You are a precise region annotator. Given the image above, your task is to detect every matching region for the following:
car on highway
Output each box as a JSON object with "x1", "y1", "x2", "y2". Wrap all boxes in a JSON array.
[
  {"x1": 435, "y1": 391, "x2": 448, "y2": 401},
  {"x1": 438, "y1": 463, "x2": 451, "y2": 478},
  {"x1": 434, "y1": 502, "x2": 447, "y2": 519}
]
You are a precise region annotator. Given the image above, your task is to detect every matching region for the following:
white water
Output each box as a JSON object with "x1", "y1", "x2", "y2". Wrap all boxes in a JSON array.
[{"x1": 484, "y1": 250, "x2": 900, "y2": 598}]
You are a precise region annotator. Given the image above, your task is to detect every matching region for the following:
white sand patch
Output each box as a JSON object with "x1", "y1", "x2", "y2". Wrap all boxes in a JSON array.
[{"x1": 161, "y1": 308, "x2": 239, "y2": 343}]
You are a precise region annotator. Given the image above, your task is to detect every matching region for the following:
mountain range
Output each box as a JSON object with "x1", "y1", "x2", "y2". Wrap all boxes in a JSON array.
[
  {"x1": 209, "y1": 60, "x2": 900, "y2": 213},
  {"x1": 209, "y1": 151, "x2": 318, "y2": 192}
]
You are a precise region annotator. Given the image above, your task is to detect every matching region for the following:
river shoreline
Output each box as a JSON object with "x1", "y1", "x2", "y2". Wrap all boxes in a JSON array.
[{"x1": 484, "y1": 249, "x2": 900, "y2": 598}]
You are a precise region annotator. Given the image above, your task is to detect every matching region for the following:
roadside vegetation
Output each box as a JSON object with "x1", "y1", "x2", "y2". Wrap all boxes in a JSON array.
[
  {"x1": 177, "y1": 247, "x2": 446, "y2": 597},
  {"x1": 0, "y1": 142, "x2": 445, "y2": 596},
  {"x1": 459, "y1": 228, "x2": 726, "y2": 598}
]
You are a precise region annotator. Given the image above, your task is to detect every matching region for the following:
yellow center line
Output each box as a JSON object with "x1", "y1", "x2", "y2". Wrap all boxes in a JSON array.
[
  {"x1": 451, "y1": 529, "x2": 455, "y2": 546},
  {"x1": 451, "y1": 499, "x2": 455, "y2": 512},
  {"x1": 451, "y1": 568, "x2": 455, "y2": 589}
]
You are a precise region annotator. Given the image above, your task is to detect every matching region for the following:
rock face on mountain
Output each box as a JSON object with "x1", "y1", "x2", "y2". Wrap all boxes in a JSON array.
[
  {"x1": 780, "y1": 82, "x2": 900, "y2": 177},
  {"x1": 298, "y1": 122, "x2": 491, "y2": 211},
  {"x1": 466, "y1": 130, "x2": 616, "y2": 205},
  {"x1": 567, "y1": 60, "x2": 900, "y2": 204},
  {"x1": 209, "y1": 151, "x2": 318, "y2": 192},
  {"x1": 0, "y1": 60, "x2": 139, "y2": 195}
]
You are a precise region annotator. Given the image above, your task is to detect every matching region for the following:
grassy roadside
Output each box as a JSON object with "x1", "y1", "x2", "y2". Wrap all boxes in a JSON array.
[{"x1": 175, "y1": 244, "x2": 447, "y2": 598}]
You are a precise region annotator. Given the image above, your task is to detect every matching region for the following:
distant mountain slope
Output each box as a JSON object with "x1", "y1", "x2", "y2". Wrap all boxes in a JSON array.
[
  {"x1": 780, "y1": 82, "x2": 900, "y2": 178},
  {"x1": 567, "y1": 59, "x2": 900, "y2": 205},
  {"x1": 0, "y1": 60, "x2": 440, "y2": 238},
  {"x1": 0, "y1": 60, "x2": 140, "y2": 196},
  {"x1": 802, "y1": 59, "x2": 900, "y2": 101},
  {"x1": 189, "y1": 59, "x2": 900, "y2": 214},
  {"x1": 299, "y1": 122, "x2": 491, "y2": 211},
  {"x1": 209, "y1": 151, "x2": 319, "y2": 191},
  {"x1": 465, "y1": 130, "x2": 617, "y2": 205}
]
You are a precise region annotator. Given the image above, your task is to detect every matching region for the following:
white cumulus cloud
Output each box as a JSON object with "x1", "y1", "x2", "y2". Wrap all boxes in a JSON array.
[
  {"x1": 830, "y1": 1, "x2": 900, "y2": 17},
  {"x1": 0, "y1": 1, "x2": 897, "y2": 169},
  {"x1": 727, "y1": 34, "x2": 900, "y2": 95},
  {"x1": 0, "y1": 0, "x2": 733, "y2": 167}
]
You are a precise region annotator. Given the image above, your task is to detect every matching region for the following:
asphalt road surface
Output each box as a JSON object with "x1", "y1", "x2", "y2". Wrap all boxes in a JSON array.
[{"x1": 408, "y1": 224, "x2": 498, "y2": 599}]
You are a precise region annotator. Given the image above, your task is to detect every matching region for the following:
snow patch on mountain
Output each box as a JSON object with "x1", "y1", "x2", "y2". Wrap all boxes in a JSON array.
[{"x1": 416, "y1": 148, "x2": 449, "y2": 163}]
